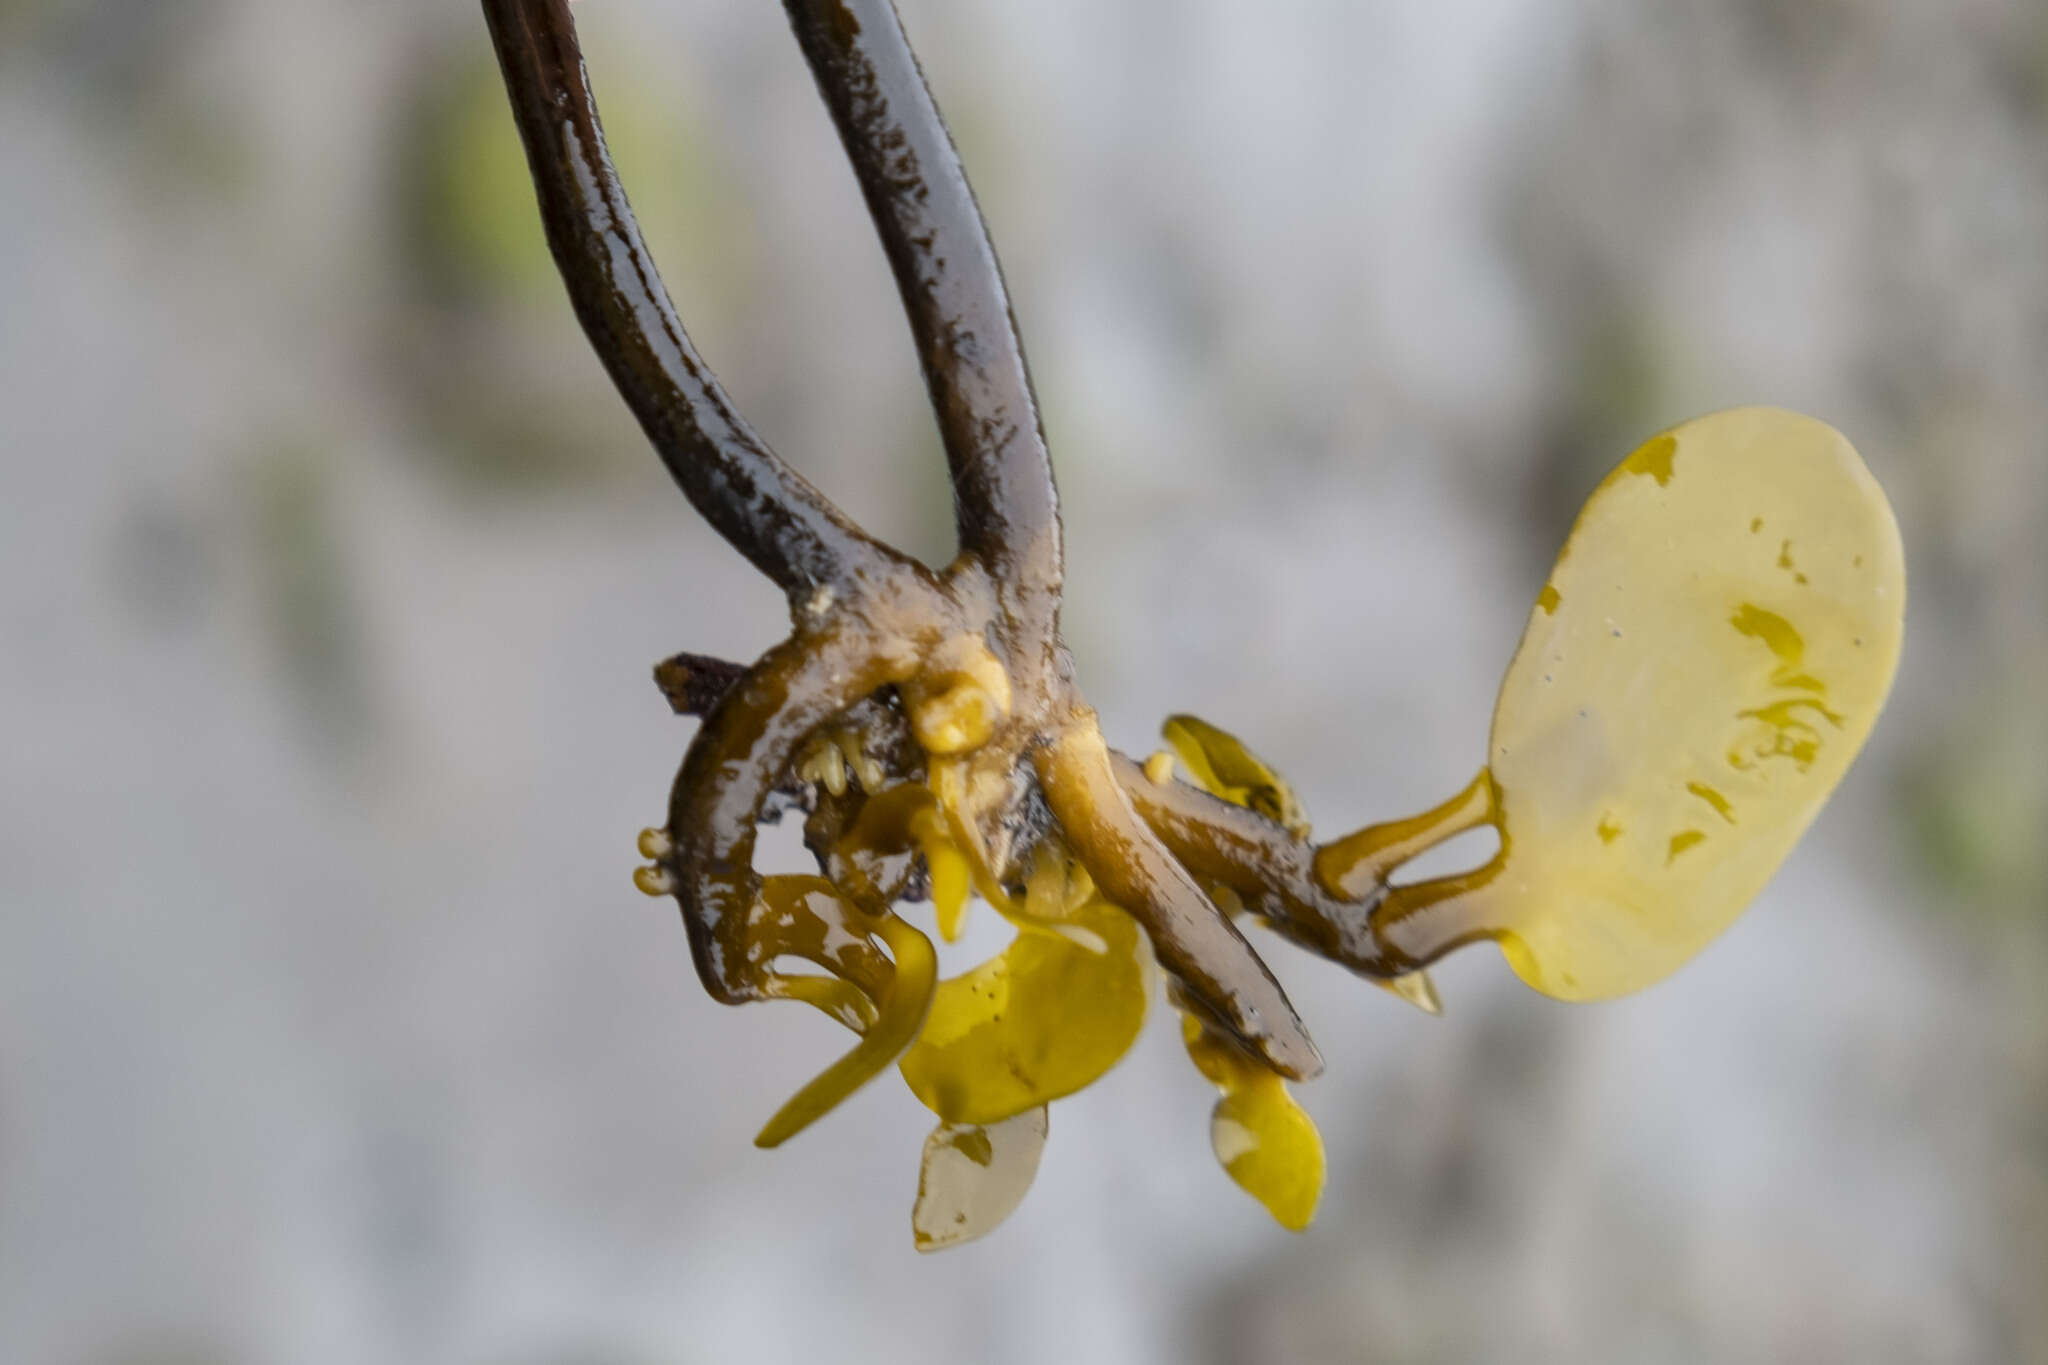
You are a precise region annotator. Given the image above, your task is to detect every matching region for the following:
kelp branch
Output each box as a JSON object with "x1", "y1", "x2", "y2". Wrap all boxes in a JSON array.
[
  {"x1": 782, "y1": 0, "x2": 1064, "y2": 668},
  {"x1": 482, "y1": 0, "x2": 900, "y2": 600}
]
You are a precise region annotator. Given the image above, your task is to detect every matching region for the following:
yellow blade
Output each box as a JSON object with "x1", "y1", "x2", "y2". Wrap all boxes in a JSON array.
[
  {"x1": 1472, "y1": 407, "x2": 1905, "y2": 999},
  {"x1": 898, "y1": 897, "x2": 1152, "y2": 1126},
  {"x1": 1180, "y1": 1012, "x2": 1325, "y2": 1231}
]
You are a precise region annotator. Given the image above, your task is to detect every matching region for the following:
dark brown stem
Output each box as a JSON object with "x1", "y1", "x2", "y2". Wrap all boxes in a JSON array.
[
  {"x1": 665, "y1": 625, "x2": 913, "y2": 1003},
  {"x1": 782, "y1": 0, "x2": 1063, "y2": 666},
  {"x1": 483, "y1": 0, "x2": 901, "y2": 599},
  {"x1": 500, "y1": 0, "x2": 1349, "y2": 1088},
  {"x1": 1109, "y1": 752, "x2": 1393, "y2": 977},
  {"x1": 653, "y1": 651, "x2": 751, "y2": 718}
]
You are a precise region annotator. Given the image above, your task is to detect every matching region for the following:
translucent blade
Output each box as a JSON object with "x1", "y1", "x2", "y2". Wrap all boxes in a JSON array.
[
  {"x1": 911, "y1": 1108, "x2": 1050, "y2": 1253},
  {"x1": 1481, "y1": 407, "x2": 1904, "y2": 999}
]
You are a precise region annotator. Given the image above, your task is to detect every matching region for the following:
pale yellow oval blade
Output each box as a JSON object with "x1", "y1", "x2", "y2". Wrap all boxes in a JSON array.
[{"x1": 1483, "y1": 407, "x2": 1905, "y2": 999}]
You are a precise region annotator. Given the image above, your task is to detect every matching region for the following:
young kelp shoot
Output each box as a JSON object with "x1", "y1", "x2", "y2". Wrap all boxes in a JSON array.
[{"x1": 482, "y1": 0, "x2": 1905, "y2": 1249}]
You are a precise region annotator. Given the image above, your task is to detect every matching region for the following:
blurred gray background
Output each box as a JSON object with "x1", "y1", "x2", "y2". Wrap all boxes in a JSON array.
[{"x1": 3, "y1": 0, "x2": 2045, "y2": 1362}]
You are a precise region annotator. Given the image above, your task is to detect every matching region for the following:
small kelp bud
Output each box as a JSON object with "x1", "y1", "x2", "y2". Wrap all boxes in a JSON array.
[
  {"x1": 796, "y1": 734, "x2": 850, "y2": 796},
  {"x1": 1373, "y1": 970, "x2": 1442, "y2": 1016},
  {"x1": 909, "y1": 804, "x2": 974, "y2": 942},
  {"x1": 1181, "y1": 1011, "x2": 1324, "y2": 1231},
  {"x1": 1163, "y1": 714, "x2": 1311, "y2": 838},
  {"x1": 633, "y1": 863, "x2": 675, "y2": 896},
  {"x1": 911, "y1": 1108, "x2": 1049, "y2": 1252},
  {"x1": 636, "y1": 826, "x2": 673, "y2": 860},
  {"x1": 903, "y1": 634, "x2": 1012, "y2": 755},
  {"x1": 834, "y1": 728, "x2": 885, "y2": 793},
  {"x1": 925, "y1": 756, "x2": 1023, "y2": 919},
  {"x1": 1010, "y1": 845, "x2": 1109, "y2": 952}
]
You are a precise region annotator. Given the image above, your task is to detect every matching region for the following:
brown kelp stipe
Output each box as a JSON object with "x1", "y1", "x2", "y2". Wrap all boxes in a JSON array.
[
  {"x1": 485, "y1": 0, "x2": 1904, "y2": 1243},
  {"x1": 483, "y1": 0, "x2": 1349, "y2": 1106}
]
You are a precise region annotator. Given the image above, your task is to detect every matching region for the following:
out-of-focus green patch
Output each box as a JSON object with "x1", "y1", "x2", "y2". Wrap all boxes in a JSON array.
[
  {"x1": 388, "y1": 36, "x2": 749, "y2": 496},
  {"x1": 1906, "y1": 673, "x2": 2048, "y2": 917},
  {"x1": 399, "y1": 41, "x2": 741, "y2": 311},
  {"x1": 132, "y1": 92, "x2": 256, "y2": 203},
  {"x1": 1989, "y1": 8, "x2": 2048, "y2": 123},
  {"x1": 2034, "y1": 18, "x2": 2048, "y2": 119},
  {"x1": 402, "y1": 50, "x2": 559, "y2": 306},
  {"x1": 0, "y1": 0, "x2": 49, "y2": 47},
  {"x1": 397, "y1": 369, "x2": 653, "y2": 494},
  {"x1": 16, "y1": 0, "x2": 195, "y2": 111},
  {"x1": 240, "y1": 442, "x2": 373, "y2": 748}
]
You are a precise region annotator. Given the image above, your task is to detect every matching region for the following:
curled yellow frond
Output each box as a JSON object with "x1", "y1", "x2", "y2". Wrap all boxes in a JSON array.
[{"x1": 754, "y1": 892, "x2": 938, "y2": 1148}]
